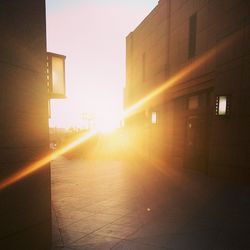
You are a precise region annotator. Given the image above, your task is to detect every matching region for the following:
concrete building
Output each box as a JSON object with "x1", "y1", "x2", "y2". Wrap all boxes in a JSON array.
[
  {"x1": 125, "y1": 0, "x2": 250, "y2": 182},
  {"x1": 0, "y1": 1, "x2": 51, "y2": 249}
]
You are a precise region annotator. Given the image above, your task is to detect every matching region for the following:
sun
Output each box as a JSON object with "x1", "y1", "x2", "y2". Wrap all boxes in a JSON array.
[
  {"x1": 95, "y1": 111, "x2": 121, "y2": 133},
  {"x1": 49, "y1": 83, "x2": 123, "y2": 131}
]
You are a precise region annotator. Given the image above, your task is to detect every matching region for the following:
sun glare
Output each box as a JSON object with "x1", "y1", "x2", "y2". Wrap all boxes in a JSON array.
[
  {"x1": 95, "y1": 111, "x2": 122, "y2": 133},
  {"x1": 50, "y1": 81, "x2": 123, "y2": 131},
  {"x1": 96, "y1": 121, "x2": 117, "y2": 133},
  {"x1": 0, "y1": 30, "x2": 236, "y2": 191}
]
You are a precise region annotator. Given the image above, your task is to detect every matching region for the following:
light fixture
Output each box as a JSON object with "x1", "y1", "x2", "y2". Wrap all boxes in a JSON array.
[
  {"x1": 216, "y1": 95, "x2": 230, "y2": 116},
  {"x1": 47, "y1": 52, "x2": 66, "y2": 99},
  {"x1": 151, "y1": 111, "x2": 157, "y2": 124}
]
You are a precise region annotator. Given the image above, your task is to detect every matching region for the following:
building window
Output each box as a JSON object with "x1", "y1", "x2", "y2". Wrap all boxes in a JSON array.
[
  {"x1": 215, "y1": 95, "x2": 230, "y2": 116},
  {"x1": 188, "y1": 13, "x2": 197, "y2": 59},
  {"x1": 151, "y1": 111, "x2": 157, "y2": 124}
]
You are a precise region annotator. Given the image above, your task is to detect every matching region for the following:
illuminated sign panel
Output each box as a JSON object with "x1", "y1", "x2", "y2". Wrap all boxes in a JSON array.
[
  {"x1": 47, "y1": 52, "x2": 66, "y2": 99},
  {"x1": 216, "y1": 95, "x2": 230, "y2": 116}
]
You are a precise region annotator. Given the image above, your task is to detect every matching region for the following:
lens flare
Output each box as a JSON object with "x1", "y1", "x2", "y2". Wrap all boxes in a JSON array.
[
  {"x1": 123, "y1": 30, "x2": 238, "y2": 119},
  {"x1": 0, "y1": 29, "x2": 239, "y2": 191},
  {"x1": 0, "y1": 130, "x2": 96, "y2": 191}
]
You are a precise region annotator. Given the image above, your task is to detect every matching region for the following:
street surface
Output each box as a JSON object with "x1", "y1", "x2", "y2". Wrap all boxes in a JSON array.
[{"x1": 51, "y1": 135, "x2": 250, "y2": 250}]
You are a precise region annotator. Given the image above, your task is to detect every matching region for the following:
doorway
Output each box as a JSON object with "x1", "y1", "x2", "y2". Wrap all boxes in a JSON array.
[
  {"x1": 183, "y1": 90, "x2": 212, "y2": 173},
  {"x1": 184, "y1": 115, "x2": 209, "y2": 173}
]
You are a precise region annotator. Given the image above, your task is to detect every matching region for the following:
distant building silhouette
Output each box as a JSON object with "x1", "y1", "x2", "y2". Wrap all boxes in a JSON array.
[
  {"x1": 124, "y1": 0, "x2": 250, "y2": 182},
  {"x1": 0, "y1": 1, "x2": 51, "y2": 249}
]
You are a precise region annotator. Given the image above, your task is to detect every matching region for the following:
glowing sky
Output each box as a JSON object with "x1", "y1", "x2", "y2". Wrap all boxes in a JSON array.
[{"x1": 46, "y1": 0, "x2": 158, "y2": 128}]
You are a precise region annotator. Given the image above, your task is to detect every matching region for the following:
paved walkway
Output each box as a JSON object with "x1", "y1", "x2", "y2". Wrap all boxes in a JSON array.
[{"x1": 51, "y1": 157, "x2": 250, "y2": 250}]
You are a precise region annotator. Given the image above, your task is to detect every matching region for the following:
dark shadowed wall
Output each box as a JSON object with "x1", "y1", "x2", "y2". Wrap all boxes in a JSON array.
[
  {"x1": 125, "y1": 0, "x2": 250, "y2": 182},
  {"x1": 0, "y1": 0, "x2": 51, "y2": 249}
]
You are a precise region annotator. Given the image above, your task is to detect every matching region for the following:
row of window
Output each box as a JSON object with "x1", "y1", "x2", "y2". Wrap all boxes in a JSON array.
[{"x1": 141, "y1": 13, "x2": 198, "y2": 82}]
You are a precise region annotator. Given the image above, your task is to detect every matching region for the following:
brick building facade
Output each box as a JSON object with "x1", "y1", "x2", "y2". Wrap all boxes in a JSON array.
[{"x1": 124, "y1": 0, "x2": 250, "y2": 182}]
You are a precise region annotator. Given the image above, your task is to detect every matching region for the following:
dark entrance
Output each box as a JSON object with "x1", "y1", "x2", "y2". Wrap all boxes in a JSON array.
[
  {"x1": 185, "y1": 115, "x2": 209, "y2": 172},
  {"x1": 184, "y1": 91, "x2": 212, "y2": 173}
]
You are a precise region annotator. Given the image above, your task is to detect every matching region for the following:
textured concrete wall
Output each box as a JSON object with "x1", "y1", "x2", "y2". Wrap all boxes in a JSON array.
[
  {"x1": 0, "y1": 1, "x2": 51, "y2": 249},
  {"x1": 125, "y1": 0, "x2": 250, "y2": 182}
]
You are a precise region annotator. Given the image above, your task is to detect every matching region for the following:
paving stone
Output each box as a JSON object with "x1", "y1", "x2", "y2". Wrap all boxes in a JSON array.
[
  {"x1": 70, "y1": 233, "x2": 121, "y2": 250},
  {"x1": 51, "y1": 157, "x2": 250, "y2": 250},
  {"x1": 112, "y1": 240, "x2": 167, "y2": 250}
]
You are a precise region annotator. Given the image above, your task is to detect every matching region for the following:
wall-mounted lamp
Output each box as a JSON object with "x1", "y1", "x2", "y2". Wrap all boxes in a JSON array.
[
  {"x1": 215, "y1": 95, "x2": 230, "y2": 116},
  {"x1": 151, "y1": 111, "x2": 157, "y2": 124},
  {"x1": 47, "y1": 52, "x2": 66, "y2": 99}
]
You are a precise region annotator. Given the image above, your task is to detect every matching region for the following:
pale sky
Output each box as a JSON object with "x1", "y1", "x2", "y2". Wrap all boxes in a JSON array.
[{"x1": 46, "y1": 0, "x2": 158, "y2": 128}]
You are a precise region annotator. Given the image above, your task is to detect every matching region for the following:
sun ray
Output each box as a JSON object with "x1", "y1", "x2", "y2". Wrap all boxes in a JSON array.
[
  {"x1": 123, "y1": 30, "x2": 238, "y2": 119},
  {"x1": 0, "y1": 130, "x2": 96, "y2": 190},
  {"x1": 0, "y1": 29, "x2": 238, "y2": 191}
]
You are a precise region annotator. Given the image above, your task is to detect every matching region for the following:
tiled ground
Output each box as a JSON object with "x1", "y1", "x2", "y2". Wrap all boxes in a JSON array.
[{"x1": 51, "y1": 157, "x2": 250, "y2": 250}]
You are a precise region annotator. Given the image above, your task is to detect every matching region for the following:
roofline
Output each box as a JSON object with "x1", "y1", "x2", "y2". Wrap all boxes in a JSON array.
[{"x1": 126, "y1": 1, "x2": 162, "y2": 38}]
